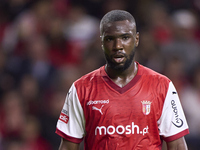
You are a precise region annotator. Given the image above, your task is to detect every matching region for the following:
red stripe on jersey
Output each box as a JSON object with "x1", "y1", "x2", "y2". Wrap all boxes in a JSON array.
[
  {"x1": 102, "y1": 73, "x2": 141, "y2": 94},
  {"x1": 162, "y1": 129, "x2": 189, "y2": 142},
  {"x1": 55, "y1": 128, "x2": 83, "y2": 143}
]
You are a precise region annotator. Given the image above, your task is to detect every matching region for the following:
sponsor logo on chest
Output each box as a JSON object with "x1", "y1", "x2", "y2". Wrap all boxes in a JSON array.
[
  {"x1": 88, "y1": 99, "x2": 109, "y2": 115},
  {"x1": 92, "y1": 100, "x2": 152, "y2": 136},
  {"x1": 95, "y1": 122, "x2": 149, "y2": 136},
  {"x1": 87, "y1": 99, "x2": 109, "y2": 105}
]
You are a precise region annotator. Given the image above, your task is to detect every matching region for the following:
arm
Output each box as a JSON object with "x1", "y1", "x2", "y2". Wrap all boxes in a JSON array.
[
  {"x1": 59, "y1": 138, "x2": 80, "y2": 150},
  {"x1": 56, "y1": 84, "x2": 85, "y2": 150},
  {"x1": 158, "y1": 82, "x2": 189, "y2": 149},
  {"x1": 166, "y1": 137, "x2": 188, "y2": 150}
]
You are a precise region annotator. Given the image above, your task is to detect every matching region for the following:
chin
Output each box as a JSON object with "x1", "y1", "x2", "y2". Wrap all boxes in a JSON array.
[
  {"x1": 111, "y1": 63, "x2": 129, "y2": 71},
  {"x1": 106, "y1": 55, "x2": 133, "y2": 71}
]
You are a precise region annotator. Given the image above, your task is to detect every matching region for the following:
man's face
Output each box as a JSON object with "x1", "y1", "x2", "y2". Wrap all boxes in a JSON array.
[{"x1": 101, "y1": 20, "x2": 139, "y2": 71}]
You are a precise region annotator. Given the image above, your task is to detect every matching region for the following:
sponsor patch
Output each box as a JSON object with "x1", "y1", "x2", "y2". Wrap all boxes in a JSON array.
[
  {"x1": 171, "y1": 100, "x2": 183, "y2": 128},
  {"x1": 62, "y1": 109, "x2": 68, "y2": 115},
  {"x1": 59, "y1": 112, "x2": 69, "y2": 124}
]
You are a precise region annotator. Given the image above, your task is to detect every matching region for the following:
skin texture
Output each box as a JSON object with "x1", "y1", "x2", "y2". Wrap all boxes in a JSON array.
[
  {"x1": 59, "y1": 138, "x2": 80, "y2": 150},
  {"x1": 58, "y1": 19, "x2": 188, "y2": 150},
  {"x1": 166, "y1": 137, "x2": 188, "y2": 150},
  {"x1": 101, "y1": 20, "x2": 139, "y2": 87}
]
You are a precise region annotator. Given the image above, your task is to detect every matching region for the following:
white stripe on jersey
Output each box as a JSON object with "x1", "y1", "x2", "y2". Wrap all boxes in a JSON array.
[
  {"x1": 56, "y1": 83, "x2": 85, "y2": 139},
  {"x1": 158, "y1": 81, "x2": 189, "y2": 138}
]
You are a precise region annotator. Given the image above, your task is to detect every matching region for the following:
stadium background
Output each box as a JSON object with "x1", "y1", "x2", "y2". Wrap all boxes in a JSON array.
[{"x1": 0, "y1": 0, "x2": 200, "y2": 149}]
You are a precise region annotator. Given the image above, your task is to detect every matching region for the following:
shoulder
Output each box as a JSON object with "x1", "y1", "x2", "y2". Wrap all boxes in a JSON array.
[
  {"x1": 138, "y1": 63, "x2": 170, "y2": 82},
  {"x1": 74, "y1": 67, "x2": 103, "y2": 88},
  {"x1": 72, "y1": 67, "x2": 104, "y2": 104},
  {"x1": 137, "y1": 63, "x2": 171, "y2": 93}
]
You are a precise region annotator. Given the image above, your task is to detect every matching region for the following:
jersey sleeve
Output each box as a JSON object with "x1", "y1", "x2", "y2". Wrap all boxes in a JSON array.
[
  {"x1": 157, "y1": 81, "x2": 189, "y2": 142},
  {"x1": 56, "y1": 83, "x2": 85, "y2": 143}
]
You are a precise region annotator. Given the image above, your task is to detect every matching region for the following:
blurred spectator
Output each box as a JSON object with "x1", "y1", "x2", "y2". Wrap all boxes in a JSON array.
[
  {"x1": 52, "y1": 0, "x2": 70, "y2": 17},
  {"x1": 135, "y1": 29, "x2": 164, "y2": 73},
  {"x1": 4, "y1": 35, "x2": 56, "y2": 90},
  {"x1": 80, "y1": 0, "x2": 104, "y2": 19},
  {"x1": 162, "y1": 0, "x2": 194, "y2": 12},
  {"x1": 40, "y1": 90, "x2": 67, "y2": 149},
  {"x1": 22, "y1": 35, "x2": 56, "y2": 89},
  {"x1": 102, "y1": 0, "x2": 128, "y2": 14},
  {"x1": 0, "y1": 50, "x2": 16, "y2": 98},
  {"x1": 1, "y1": 0, "x2": 54, "y2": 55},
  {"x1": 132, "y1": 0, "x2": 155, "y2": 29},
  {"x1": 3, "y1": 138, "x2": 23, "y2": 150},
  {"x1": 148, "y1": 2, "x2": 173, "y2": 45},
  {"x1": 63, "y1": 4, "x2": 99, "y2": 47},
  {"x1": 0, "y1": 90, "x2": 25, "y2": 144},
  {"x1": 3, "y1": 35, "x2": 56, "y2": 90},
  {"x1": 161, "y1": 9, "x2": 200, "y2": 73},
  {"x1": 62, "y1": 4, "x2": 99, "y2": 65},
  {"x1": 20, "y1": 115, "x2": 52, "y2": 150},
  {"x1": 180, "y1": 64, "x2": 200, "y2": 150},
  {"x1": 80, "y1": 34, "x2": 105, "y2": 75},
  {"x1": 46, "y1": 15, "x2": 68, "y2": 68},
  {"x1": 163, "y1": 57, "x2": 189, "y2": 93},
  {"x1": 0, "y1": 0, "x2": 200, "y2": 149},
  {"x1": 0, "y1": 4, "x2": 9, "y2": 44},
  {"x1": 19, "y1": 75, "x2": 41, "y2": 116},
  {"x1": 0, "y1": 0, "x2": 33, "y2": 21},
  {"x1": 54, "y1": 66, "x2": 83, "y2": 92}
]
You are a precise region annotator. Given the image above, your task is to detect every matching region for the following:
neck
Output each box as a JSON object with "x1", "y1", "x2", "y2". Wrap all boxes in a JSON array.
[{"x1": 105, "y1": 61, "x2": 138, "y2": 87}]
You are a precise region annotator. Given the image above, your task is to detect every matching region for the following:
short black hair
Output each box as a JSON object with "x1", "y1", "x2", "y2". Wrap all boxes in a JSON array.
[{"x1": 100, "y1": 10, "x2": 136, "y2": 35}]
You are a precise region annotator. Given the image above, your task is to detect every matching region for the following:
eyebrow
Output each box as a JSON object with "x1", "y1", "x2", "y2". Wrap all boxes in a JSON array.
[{"x1": 104, "y1": 33, "x2": 132, "y2": 38}]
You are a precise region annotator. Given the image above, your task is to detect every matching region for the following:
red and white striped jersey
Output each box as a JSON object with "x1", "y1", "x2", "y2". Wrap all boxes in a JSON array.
[{"x1": 56, "y1": 62, "x2": 189, "y2": 150}]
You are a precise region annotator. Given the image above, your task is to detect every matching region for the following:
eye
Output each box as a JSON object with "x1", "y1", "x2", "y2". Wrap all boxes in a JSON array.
[
  {"x1": 104, "y1": 37, "x2": 113, "y2": 42},
  {"x1": 122, "y1": 36, "x2": 130, "y2": 40}
]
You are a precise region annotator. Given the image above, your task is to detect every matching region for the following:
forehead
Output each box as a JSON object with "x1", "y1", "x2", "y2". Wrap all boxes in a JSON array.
[{"x1": 102, "y1": 20, "x2": 135, "y2": 36}]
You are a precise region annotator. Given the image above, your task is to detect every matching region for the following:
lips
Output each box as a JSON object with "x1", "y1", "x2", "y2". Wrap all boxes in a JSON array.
[
  {"x1": 113, "y1": 54, "x2": 125, "y2": 63},
  {"x1": 113, "y1": 57, "x2": 125, "y2": 63}
]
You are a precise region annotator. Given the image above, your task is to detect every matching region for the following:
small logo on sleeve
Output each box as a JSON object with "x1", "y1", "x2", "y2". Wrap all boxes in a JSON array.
[
  {"x1": 59, "y1": 112, "x2": 69, "y2": 124},
  {"x1": 171, "y1": 100, "x2": 183, "y2": 128},
  {"x1": 172, "y1": 91, "x2": 177, "y2": 94},
  {"x1": 62, "y1": 109, "x2": 68, "y2": 115}
]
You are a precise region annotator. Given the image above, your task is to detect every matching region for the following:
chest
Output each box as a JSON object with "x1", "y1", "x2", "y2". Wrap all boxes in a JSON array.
[{"x1": 83, "y1": 86, "x2": 162, "y2": 126}]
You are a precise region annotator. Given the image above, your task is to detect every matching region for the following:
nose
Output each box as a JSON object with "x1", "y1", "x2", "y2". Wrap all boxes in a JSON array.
[{"x1": 113, "y1": 38, "x2": 123, "y2": 50}]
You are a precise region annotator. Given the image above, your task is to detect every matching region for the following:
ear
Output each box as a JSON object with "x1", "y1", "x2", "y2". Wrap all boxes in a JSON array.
[
  {"x1": 135, "y1": 32, "x2": 139, "y2": 47},
  {"x1": 101, "y1": 44, "x2": 104, "y2": 50},
  {"x1": 100, "y1": 35, "x2": 104, "y2": 50}
]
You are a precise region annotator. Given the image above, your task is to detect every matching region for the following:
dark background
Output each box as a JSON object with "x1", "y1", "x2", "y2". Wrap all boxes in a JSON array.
[{"x1": 0, "y1": 0, "x2": 200, "y2": 149}]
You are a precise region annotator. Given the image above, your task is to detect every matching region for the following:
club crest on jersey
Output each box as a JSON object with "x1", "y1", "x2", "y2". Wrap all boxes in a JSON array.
[{"x1": 141, "y1": 101, "x2": 152, "y2": 115}]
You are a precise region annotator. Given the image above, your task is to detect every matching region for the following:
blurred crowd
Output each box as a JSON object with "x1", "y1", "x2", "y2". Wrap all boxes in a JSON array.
[{"x1": 0, "y1": 0, "x2": 200, "y2": 150}]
